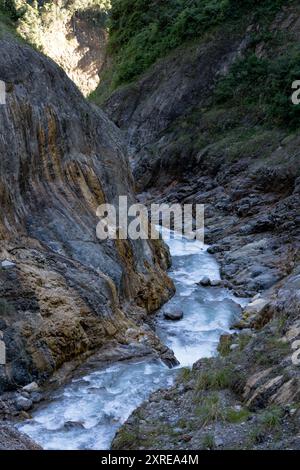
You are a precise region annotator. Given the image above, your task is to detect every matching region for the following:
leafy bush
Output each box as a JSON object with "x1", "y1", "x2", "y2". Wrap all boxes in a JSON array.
[
  {"x1": 106, "y1": 0, "x2": 287, "y2": 88},
  {"x1": 215, "y1": 50, "x2": 300, "y2": 129},
  {"x1": 0, "y1": 0, "x2": 19, "y2": 19},
  {"x1": 1, "y1": 1, "x2": 110, "y2": 49}
]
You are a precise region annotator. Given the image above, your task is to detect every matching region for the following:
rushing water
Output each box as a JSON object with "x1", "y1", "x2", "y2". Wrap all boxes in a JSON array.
[{"x1": 18, "y1": 231, "x2": 248, "y2": 450}]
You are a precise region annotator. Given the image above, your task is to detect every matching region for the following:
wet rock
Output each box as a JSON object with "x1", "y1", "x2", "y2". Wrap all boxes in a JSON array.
[
  {"x1": 198, "y1": 276, "x2": 211, "y2": 287},
  {"x1": 31, "y1": 392, "x2": 43, "y2": 404},
  {"x1": 15, "y1": 396, "x2": 33, "y2": 412},
  {"x1": 163, "y1": 310, "x2": 184, "y2": 321},
  {"x1": 64, "y1": 421, "x2": 85, "y2": 430},
  {"x1": 22, "y1": 382, "x2": 39, "y2": 393},
  {"x1": 1, "y1": 260, "x2": 15, "y2": 269}
]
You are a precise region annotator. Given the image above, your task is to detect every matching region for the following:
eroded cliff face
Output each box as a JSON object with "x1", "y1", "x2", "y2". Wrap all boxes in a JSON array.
[
  {"x1": 0, "y1": 36, "x2": 174, "y2": 392},
  {"x1": 17, "y1": 3, "x2": 108, "y2": 96}
]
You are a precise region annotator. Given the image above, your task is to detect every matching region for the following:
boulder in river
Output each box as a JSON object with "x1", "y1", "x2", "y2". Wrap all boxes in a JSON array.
[
  {"x1": 198, "y1": 276, "x2": 211, "y2": 287},
  {"x1": 163, "y1": 310, "x2": 184, "y2": 321}
]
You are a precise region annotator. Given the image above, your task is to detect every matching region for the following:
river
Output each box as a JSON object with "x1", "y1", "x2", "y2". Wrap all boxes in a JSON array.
[{"x1": 18, "y1": 230, "x2": 248, "y2": 450}]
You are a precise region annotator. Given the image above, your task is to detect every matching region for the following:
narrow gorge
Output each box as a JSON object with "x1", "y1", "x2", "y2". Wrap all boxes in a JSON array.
[{"x1": 0, "y1": 0, "x2": 300, "y2": 453}]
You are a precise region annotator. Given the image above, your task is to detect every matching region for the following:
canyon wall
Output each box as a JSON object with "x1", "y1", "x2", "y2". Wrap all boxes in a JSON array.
[{"x1": 0, "y1": 35, "x2": 173, "y2": 392}]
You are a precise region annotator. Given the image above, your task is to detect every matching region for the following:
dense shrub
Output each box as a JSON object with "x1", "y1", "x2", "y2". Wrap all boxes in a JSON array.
[
  {"x1": 107, "y1": 0, "x2": 288, "y2": 88},
  {"x1": 215, "y1": 50, "x2": 300, "y2": 129}
]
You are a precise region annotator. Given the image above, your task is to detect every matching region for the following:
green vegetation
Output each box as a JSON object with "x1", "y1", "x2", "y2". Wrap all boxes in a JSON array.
[
  {"x1": 215, "y1": 49, "x2": 300, "y2": 129},
  {"x1": 247, "y1": 405, "x2": 285, "y2": 446},
  {"x1": 225, "y1": 407, "x2": 250, "y2": 424},
  {"x1": 195, "y1": 365, "x2": 235, "y2": 392},
  {"x1": 202, "y1": 433, "x2": 215, "y2": 449},
  {"x1": 0, "y1": 1, "x2": 110, "y2": 49},
  {"x1": 98, "y1": 0, "x2": 287, "y2": 92},
  {"x1": 0, "y1": 0, "x2": 20, "y2": 34},
  {"x1": 177, "y1": 366, "x2": 193, "y2": 383},
  {"x1": 259, "y1": 405, "x2": 284, "y2": 430},
  {"x1": 19, "y1": 1, "x2": 109, "y2": 49},
  {"x1": 195, "y1": 394, "x2": 225, "y2": 426},
  {"x1": 0, "y1": 0, "x2": 21, "y2": 20},
  {"x1": 253, "y1": 337, "x2": 290, "y2": 366}
]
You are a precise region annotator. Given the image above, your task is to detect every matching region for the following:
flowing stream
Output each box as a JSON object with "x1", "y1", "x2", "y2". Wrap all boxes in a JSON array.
[{"x1": 18, "y1": 231, "x2": 248, "y2": 450}]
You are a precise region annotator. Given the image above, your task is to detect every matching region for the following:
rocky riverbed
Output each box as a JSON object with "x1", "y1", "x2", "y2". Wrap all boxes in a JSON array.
[{"x1": 13, "y1": 229, "x2": 246, "y2": 449}]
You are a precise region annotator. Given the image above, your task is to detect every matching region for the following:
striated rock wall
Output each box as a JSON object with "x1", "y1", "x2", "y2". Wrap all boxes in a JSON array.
[{"x1": 0, "y1": 36, "x2": 174, "y2": 392}]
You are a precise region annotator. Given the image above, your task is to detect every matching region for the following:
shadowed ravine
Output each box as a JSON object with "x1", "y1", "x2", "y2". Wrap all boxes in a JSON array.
[{"x1": 18, "y1": 230, "x2": 247, "y2": 450}]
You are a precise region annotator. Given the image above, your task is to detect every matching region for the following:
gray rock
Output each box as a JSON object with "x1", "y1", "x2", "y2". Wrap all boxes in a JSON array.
[
  {"x1": 22, "y1": 382, "x2": 39, "y2": 393},
  {"x1": 31, "y1": 392, "x2": 43, "y2": 403},
  {"x1": 163, "y1": 310, "x2": 184, "y2": 321},
  {"x1": 64, "y1": 421, "x2": 85, "y2": 430},
  {"x1": 1, "y1": 260, "x2": 15, "y2": 269},
  {"x1": 199, "y1": 276, "x2": 211, "y2": 287},
  {"x1": 15, "y1": 396, "x2": 33, "y2": 411},
  {"x1": 0, "y1": 425, "x2": 41, "y2": 450}
]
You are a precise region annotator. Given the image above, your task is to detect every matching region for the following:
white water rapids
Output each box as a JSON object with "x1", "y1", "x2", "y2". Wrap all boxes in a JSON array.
[{"x1": 18, "y1": 231, "x2": 248, "y2": 450}]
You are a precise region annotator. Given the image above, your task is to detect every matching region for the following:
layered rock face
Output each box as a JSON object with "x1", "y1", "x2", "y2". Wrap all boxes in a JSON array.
[
  {"x1": 0, "y1": 37, "x2": 174, "y2": 392},
  {"x1": 104, "y1": 27, "x2": 249, "y2": 191}
]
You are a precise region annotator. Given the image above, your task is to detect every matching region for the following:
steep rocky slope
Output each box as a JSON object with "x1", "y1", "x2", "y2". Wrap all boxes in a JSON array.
[
  {"x1": 99, "y1": 2, "x2": 300, "y2": 450},
  {"x1": 4, "y1": 1, "x2": 109, "y2": 96},
  {"x1": 0, "y1": 424, "x2": 42, "y2": 449},
  {"x1": 0, "y1": 35, "x2": 174, "y2": 395}
]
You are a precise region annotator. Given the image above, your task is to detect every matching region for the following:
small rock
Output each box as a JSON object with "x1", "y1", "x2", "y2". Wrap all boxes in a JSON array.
[
  {"x1": 210, "y1": 279, "x2": 222, "y2": 287},
  {"x1": 230, "y1": 343, "x2": 239, "y2": 351},
  {"x1": 22, "y1": 382, "x2": 39, "y2": 393},
  {"x1": 19, "y1": 411, "x2": 32, "y2": 420},
  {"x1": 15, "y1": 396, "x2": 33, "y2": 412},
  {"x1": 31, "y1": 392, "x2": 43, "y2": 404},
  {"x1": 64, "y1": 421, "x2": 85, "y2": 430},
  {"x1": 243, "y1": 298, "x2": 269, "y2": 318},
  {"x1": 215, "y1": 437, "x2": 224, "y2": 447},
  {"x1": 234, "y1": 405, "x2": 242, "y2": 411},
  {"x1": 1, "y1": 260, "x2": 15, "y2": 269},
  {"x1": 163, "y1": 310, "x2": 184, "y2": 321},
  {"x1": 198, "y1": 276, "x2": 211, "y2": 287}
]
